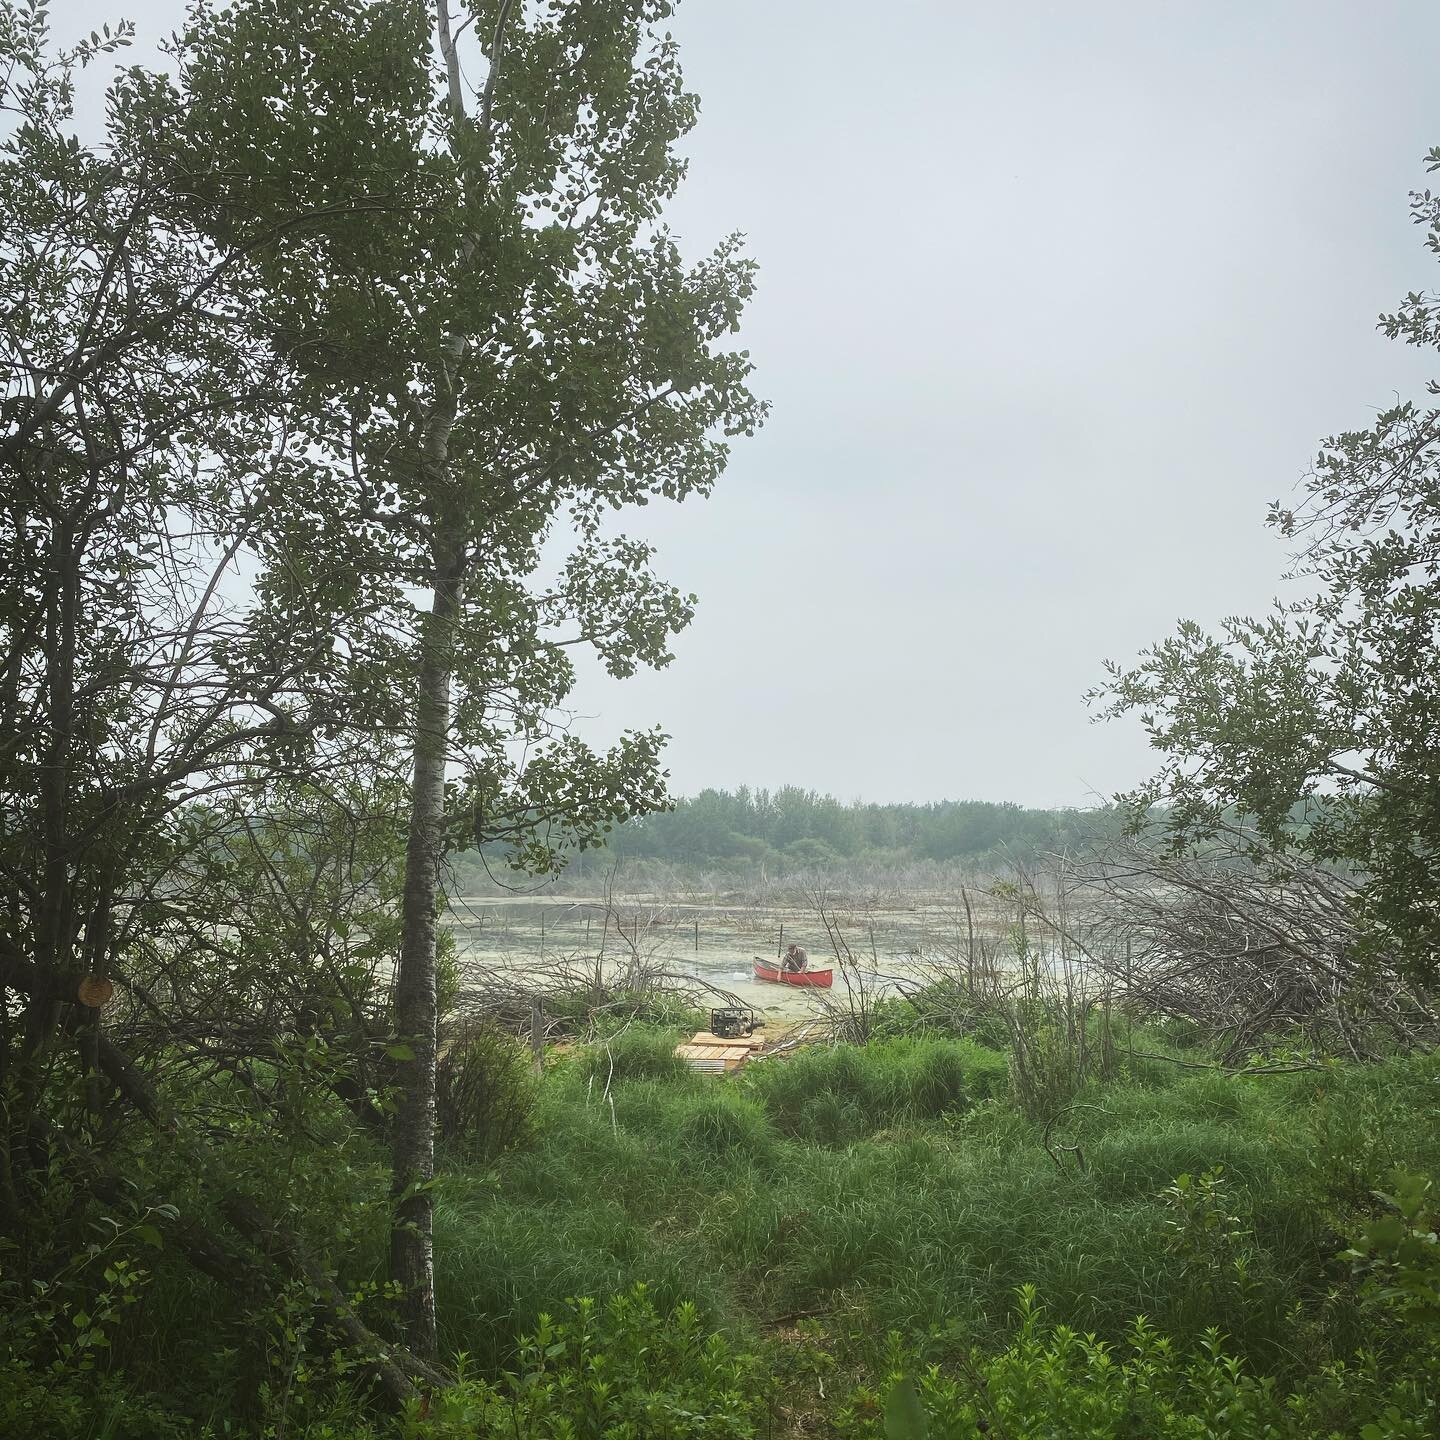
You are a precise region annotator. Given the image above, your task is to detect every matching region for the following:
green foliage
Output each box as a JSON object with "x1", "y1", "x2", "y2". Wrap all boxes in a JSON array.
[
  {"x1": 575, "y1": 1025, "x2": 695, "y2": 1088},
  {"x1": 1156, "y1": 1166, "x2": 1268, "y2": 1335},
  {"x1": 0, "y1": 1365, "x2": 193, "y2": 1440},
  {"x1": 1344, "y1": 1169, "x2": 1440, "y2": 1329},
  {"x1": 465, "y1": 1041, "x2": 1358, "y2": 1364},
  {"x1": 672, "y1": 1090, "x2": 777, "y2": 1163},
  {"x1": 1094, "y1": 145, "x2": 1440, "y2": 982},
  {"x1": 171, "y1": 0, "x2": 766, "y2": 881},
  {"x1": 881, "y1": 1373, "x2": 928, "y2": 1440},
  {"x1": 14, "y1": 1032, "x2": 1440, "y2": 1433},
  {"x1": 868, "y1": 984, "x2": 1017, "y2": 1052},
  {"x1": 549, "y1": 987, "x2": 709, "y2": 1036},
  {"x1": 743, "y1": 1039, "x2": 995, "y2": 1144},
  {"x1": 836, "y1": 1290, "x2": 1436, "y2": 1439},
  {"x1": 411, "y1": 1286, "x2": 764, "y2": 1438},
  {"x1": 514, "y1": 784, "x2": 1124, "y2": 872},
  {"x1": 0, "y1": 1189, "x2": 197, "y2": 1440},
  {"x1": 1085, "y1": 1123, "x2": 1279, "y2": 1201},
  {"x1": 436, "y1": 1024, "x2": 538, "y2": 1165}
]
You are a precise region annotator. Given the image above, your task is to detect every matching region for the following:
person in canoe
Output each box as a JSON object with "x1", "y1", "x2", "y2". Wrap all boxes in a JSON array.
[{"x1": 781, "y1": 942, "x2": 809, "y2": 973}]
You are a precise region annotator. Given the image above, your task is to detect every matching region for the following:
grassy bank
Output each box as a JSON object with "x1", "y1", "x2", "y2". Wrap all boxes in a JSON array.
[
  {"x1": 8, "y1": 1024, "x2": 1440, "y2": 1437},
  {"x1": 433, "y1": 1028, "x2": 1440, "y2": 1372}
]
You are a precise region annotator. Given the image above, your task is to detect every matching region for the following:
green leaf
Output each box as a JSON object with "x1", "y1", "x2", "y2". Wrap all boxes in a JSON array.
[
  {"x1": 883, "y1": 1374, "x2": 928, "y2": 1440},
  {"x1": 385, "y1": 1042, "x2": 416, "y2": 1061}
]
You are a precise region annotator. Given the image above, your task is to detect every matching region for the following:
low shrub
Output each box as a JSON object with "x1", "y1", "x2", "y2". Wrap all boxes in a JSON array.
[
  {"x1": 436, "y1": 1022, "x2": 537, "y2": 1163},
  {"x1": 419, "y1": 1285, "x2": 765, "y2": 1439},
  {"x1": 434, "y1": 1183, "x2": 730, "y2": 1371},
  {"x1": 0, "y1": 1364, "x2": 197, "y2": 1440},
  {"x1": 1345, "y1": 1168, "x2": 1440, "y2": 1331},
  {"x1": 868, "y1": 981, "x2": 1021, "y2": 1051},
  {"x1": 1086, "y1": 1123, "x2": 1283, "y2": 1201},
  {"x1": 834, "y1": 1288, "x2": 1437, "y2": 1439}
]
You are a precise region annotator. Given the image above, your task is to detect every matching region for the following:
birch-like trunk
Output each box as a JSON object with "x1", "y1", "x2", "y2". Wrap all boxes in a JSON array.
[
  {"x1": 387, "y1": 0, "x2": 497, "y2": 1358},
  {"x1": 389, "y1": 548, "x2": 460, "y2": 1359}
]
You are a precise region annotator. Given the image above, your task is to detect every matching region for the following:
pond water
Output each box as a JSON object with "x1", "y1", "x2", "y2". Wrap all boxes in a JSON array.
[{"x1": 444, "y1": 890, "x2": 1017, "y2": 1020}]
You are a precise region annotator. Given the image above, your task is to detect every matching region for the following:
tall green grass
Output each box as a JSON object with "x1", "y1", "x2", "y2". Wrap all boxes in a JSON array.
[
  {"x1": 426, "y1": 1034, "x2": 1440, "y2": 1382},
  {"x1": 741, "y1": 1036, "x2": 1007, "y2": 1143}
]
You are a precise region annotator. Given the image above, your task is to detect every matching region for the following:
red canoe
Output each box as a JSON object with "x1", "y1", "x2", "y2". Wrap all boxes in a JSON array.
[{"x1": 753, "y1": 959, "x2": 834, "y2": 988}]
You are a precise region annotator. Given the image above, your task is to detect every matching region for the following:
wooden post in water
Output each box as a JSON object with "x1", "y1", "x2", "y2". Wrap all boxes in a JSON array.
[
  {"x1": 530, "y1": 998, "x2": 544, "y2": 1076},
  {"x1": 694, "y1": 919, "x2": 699, "y2": 951}
]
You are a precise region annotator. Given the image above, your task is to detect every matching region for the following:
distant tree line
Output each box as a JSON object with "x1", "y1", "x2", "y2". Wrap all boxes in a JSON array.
[
  {"x1": 453, "y1": 787, "x2": 1123, "y2": 874},
  {"x1": 611, "y1": 787, "x2": 1122, "y2": 866}
]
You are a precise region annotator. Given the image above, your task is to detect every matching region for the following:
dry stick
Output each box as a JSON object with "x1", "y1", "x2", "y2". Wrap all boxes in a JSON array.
[
  {"x1": 762, "y1": 1306, "x2": 835, "y2": 1327},
  {"x1": 1040, "y1": 1102, "x2": 1105, "y2": 1175},
  {"x1": 961, "y1": 886, "x2": 977, "y2": 989},
  {"x1": 1129, "y1": 1048, "x2": 1323, "y2": 1075}
]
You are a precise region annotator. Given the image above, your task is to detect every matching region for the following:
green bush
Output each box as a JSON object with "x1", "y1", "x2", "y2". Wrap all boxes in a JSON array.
[
  {"x1": 434, "y1": 1181, "x2": 729, "y2": 1372},
  {"x1": 0, "y1": 1180, "x2": 203, "y2": 1440},
  {"x1": 416, "y1": 1285, "x2": 765, "y2": 1439},
  {"x1": 436, "y1": 1023, "x2": 537, "y2": 1163},
  {"x1": 0, "y1": 1364, "x2": 197, "y2": 1440},
  {"x1": 1086, "y1": 1123, "x2": 1283, "y2": 1201},
  {"x1": 870, "y1": 982, "x2": 1017, "y2": 1050},
  {"x1": 39, "y1": 1034, "x2": 1435, "y2": 1434},
  {"x1": 835, "y1": 1289, "x2": 1437, "y2": 1439},
  {"x1": 543, "y1": 989, "x2": 710, "y2": 1036},
  {"x1": 1344, "y1": 1169, "x2": 1440, "y2": 1330}
]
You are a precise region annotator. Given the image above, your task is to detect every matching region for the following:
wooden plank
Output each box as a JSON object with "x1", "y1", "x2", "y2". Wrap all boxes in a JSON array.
[{"x1": 676, "y1": 1040, "x2": 754, "y2": 1075}]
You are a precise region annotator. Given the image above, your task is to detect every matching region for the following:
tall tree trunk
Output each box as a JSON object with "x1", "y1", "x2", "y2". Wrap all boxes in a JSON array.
[
  {"x1": 389, "y1": 547, "x2": 461, "y2": 1360},
  {"x1": 388, "y1": 0, "x2": 490, "y2": 1360}
]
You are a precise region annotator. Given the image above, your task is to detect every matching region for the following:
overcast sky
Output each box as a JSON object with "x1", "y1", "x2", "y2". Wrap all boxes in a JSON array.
[{"x1": 59, "y1": 1, "x2": 1440, "y2": 808}]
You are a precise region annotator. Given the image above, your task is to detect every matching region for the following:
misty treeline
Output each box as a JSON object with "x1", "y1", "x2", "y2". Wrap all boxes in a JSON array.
[
  {"x1": 1, "y1": 0, "x2": 760, "y2": 1412},
  {"x1": 609, "y1": 787, "x2": 1131, "y2": 867},
  {"x1": 456, "y1": 786, "x2": 1125, "y2": 880}
]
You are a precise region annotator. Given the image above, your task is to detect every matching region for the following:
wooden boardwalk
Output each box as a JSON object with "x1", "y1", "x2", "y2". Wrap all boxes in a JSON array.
[{"x1": 675, "y1": 1030, "x2": 766, "y2": 1075}]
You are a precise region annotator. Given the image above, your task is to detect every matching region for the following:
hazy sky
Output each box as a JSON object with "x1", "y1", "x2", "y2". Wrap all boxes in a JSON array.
[{"x1": 58, "y1": 1, "x2": 1440, "y2": 807}]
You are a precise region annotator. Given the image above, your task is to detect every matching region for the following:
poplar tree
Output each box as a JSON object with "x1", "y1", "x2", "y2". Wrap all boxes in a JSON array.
[{"x1": 175, "y1": 0, "x2": 763, "y2": 1353}]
